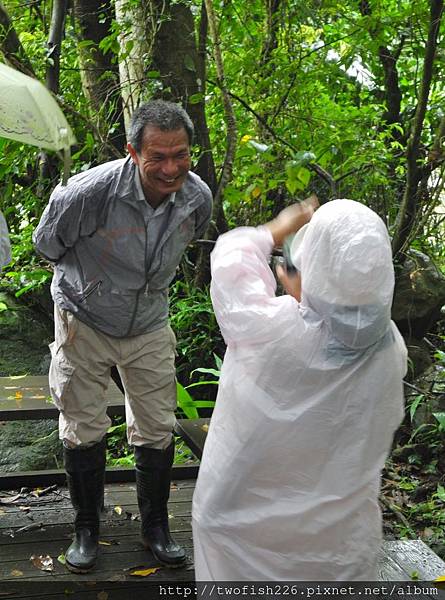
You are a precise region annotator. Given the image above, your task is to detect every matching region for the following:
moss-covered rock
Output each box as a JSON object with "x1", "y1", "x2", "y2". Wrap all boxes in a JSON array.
[
  {"x1": 0, "y1": 289, "x2": 52, "y2": 376},
  {"x1": 0, "y1": 287, "x2": 58, "y2": 472}
]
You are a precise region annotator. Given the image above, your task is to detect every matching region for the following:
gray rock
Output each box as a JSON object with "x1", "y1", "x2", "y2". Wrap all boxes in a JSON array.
[
  {"x1": 392, "y1": 250, "x2": 445, "y2": 377},
  {"x1": 392, "y1": 249, "x2": 445, "y2": 338}
]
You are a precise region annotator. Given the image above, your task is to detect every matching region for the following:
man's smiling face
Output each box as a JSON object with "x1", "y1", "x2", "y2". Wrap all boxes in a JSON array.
[{"x1": 128, "y1": 125, "x2": 191, "y2": 207}]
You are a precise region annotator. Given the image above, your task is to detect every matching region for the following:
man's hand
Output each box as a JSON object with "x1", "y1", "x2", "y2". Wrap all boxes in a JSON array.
[
  {"x1": 276, "y1": 264, "x2": 302, "y2": 301},
  {"x1": 265, "y1": 193, "x2": 319, "y2": 246}
]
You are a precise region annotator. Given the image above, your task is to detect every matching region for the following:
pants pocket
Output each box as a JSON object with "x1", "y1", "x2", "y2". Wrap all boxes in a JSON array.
[
  {"x1": 49, "y1": 341, "x2": 75, "y2": 411},
  {"x1": 167, "y1": 324, "x2": 178, "y2": 357},
  {"x1": 54, "y1": 306, "x2": 78, "y2": 353}
]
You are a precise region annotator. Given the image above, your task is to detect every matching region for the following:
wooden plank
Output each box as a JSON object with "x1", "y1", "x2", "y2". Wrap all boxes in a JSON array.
[
  {"x1": 0, "y1": 464, "x2": 199, "y2": 490},
  {"x1": 1, "y1": 481, "x2": 195, "y2": 515},
  {"x1": 0, "y1": 581, "x2": 196, "y2": 600},
  {"x1": 377, "y1": 543, "x2": 411, "y2": 581},
  {"x1": 0, "y1": 375, "x2": 125, "y2": 420},
  {"x1": 0, "y1": 531, "x2": 194, "y2": 563},
  {"x1": 384, "y1": 539, "x2": 445, "y2": 581},
  {"x1": 175, "y1": 418, "x2": 210, "y2": 459},
  {"x1": 0, "y1": 540, "x2": 194, "y2": 579},
  {"x1": 0, "y1": 505, "x2": 192, "y2": 531},
  {"x1": 0, "y1": 520, "x2": 192, "y2": 546}
]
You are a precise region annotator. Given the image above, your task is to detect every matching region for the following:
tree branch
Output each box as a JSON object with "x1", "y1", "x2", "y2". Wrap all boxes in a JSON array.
[
  {"x1": 392, "y1": 0, "x2": 444, "y2": 258},
  {"x1": 210, "y1": 81, "x2": 336, "y2": 196},
  {"x1": 0, "y1": 1, "x2": 35, "y2": 76},
  {"x1": 204, "y1": 0, "x2": 237, "y2": 226}
]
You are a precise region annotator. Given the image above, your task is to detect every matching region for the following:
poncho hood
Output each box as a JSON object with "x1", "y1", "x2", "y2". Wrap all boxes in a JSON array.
[{"x1": 297, "y1": 199, "x2": 394, "y2": 350}]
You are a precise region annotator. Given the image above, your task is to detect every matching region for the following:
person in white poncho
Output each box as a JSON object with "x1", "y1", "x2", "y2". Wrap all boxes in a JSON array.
[
  {"x1": 0, "y1": 211, "x2": 11, "y2": 271},
  {"x1": 192, "y1": 198, "x2": 407, "y2": 581}
]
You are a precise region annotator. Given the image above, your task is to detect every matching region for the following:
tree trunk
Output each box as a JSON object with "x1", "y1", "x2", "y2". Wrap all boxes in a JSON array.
[
  {"x1": 149, "y1": 0, "x2": 217, "y2": 196},
  {"x1": 115, "y1": 0, "x2": 150, "y2": 133},
  {"x1": 73, "y1": 0, "x2": 126, "y2": 157},
  {"x1": 46, "y1": 0, "x2": 67, "y2": 94},
  {"x1": 0, "y1": 2, "x2": 35, "y2": 75},
  {"x1": 392, "y1": 0, "x2": 444, "y2": 258}
]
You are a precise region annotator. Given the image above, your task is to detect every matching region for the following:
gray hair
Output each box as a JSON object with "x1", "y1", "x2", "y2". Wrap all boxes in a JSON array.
[{"x1": 128, "y1": 100, "x2": 194, "y2": 153}]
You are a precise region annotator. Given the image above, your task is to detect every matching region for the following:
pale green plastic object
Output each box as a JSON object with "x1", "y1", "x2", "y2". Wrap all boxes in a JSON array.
[{"x1": 0, "y1": 62, "x2": 76, "y2": 184}]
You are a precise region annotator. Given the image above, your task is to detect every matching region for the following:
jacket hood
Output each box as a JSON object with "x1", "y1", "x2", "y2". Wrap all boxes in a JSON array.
[{"x1": 299, "y1": 199, "x2": 394, "y2": 349}]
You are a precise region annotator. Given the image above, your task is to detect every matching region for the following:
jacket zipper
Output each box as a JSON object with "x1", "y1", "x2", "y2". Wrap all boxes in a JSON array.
[{"x1": 79, "y1": 280, "x2": 102, "y2": 303}]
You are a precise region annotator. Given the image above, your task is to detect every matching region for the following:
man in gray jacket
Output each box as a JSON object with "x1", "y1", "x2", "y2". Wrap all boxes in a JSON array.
[{"x1": 33, "y1": 100, "x2": 212, "y2": 573}]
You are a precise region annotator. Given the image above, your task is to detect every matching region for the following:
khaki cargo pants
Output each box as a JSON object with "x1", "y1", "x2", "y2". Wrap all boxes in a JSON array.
[{"x1": 49, "y1": 305, "x2": 177, "y2": 449}]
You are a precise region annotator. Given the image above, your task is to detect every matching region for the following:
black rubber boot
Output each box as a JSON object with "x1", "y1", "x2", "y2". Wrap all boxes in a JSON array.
[
  {"x1": 134, "y1": 439, "x2": 186, "y2": 567},
  {"x1": 64, "y1": 438, "x2": 106, "y2": 573}
]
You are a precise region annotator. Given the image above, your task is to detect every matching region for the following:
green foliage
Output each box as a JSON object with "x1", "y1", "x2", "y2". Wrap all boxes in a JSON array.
[{"x1": 169, "y1": 280, "x2": 224, "y2": 389}]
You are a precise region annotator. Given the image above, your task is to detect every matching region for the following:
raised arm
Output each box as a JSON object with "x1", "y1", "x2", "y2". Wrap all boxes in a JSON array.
[{"x1": 33, "y1": 184, "x2": 103, "y2": 263}]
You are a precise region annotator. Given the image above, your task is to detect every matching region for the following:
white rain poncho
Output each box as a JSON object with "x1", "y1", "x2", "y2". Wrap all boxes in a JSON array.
[
  {"x1": 0, "y1": 211, "x2": 11, "y2": 270},
  {"x1": 192, "y1": 199, "x2": 407, "y2": 581}
]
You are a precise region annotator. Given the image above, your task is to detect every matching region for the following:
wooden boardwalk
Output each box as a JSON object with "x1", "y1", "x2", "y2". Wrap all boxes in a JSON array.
[{"x1": 0, "y1": 480, "x2": 445, "y2": 599}]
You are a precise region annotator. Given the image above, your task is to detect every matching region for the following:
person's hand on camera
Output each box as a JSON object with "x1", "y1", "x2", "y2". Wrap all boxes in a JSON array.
[{"x1": 265, "y1": 193, "x2": 319, "y2": 246}]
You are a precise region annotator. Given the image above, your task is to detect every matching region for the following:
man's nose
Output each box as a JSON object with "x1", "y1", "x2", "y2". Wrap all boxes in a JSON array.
[{"x1": 161, "y1": 158, "x2": 179, "y2": 176}]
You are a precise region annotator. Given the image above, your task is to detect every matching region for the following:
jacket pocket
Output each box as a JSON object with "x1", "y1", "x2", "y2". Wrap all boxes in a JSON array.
[{"x1": 48, "y1": 341, "x2": 75, "y2": 411}]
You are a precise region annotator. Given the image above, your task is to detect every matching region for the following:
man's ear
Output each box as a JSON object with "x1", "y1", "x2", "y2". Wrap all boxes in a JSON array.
[{"x1": 127, "y1": 142, "x2": 138, "y2": 165}]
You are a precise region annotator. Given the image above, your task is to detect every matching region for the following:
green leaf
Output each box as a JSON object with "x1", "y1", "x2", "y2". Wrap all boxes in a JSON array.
[
  {"x1": 213, "y1": 354, "x2": 223, "y2": 370},
  {"x1": 184, "y1": 55, "x2": 196, "y2": 72},
  {"x1": 247, "y1": 140, "x2": 269, "y2": 152},
  {"x1": 188, "y1": 93, "x2": 204, "y2": 104},
  {"x1": 285, "y1": 178, "x2": 304, "y2": 194},
  {"x1": 433, "y1": 412, "x2": 445, "y2": 431},
  {"x1": 293, "y1": 151, "x2": 316, "y2": 167},
  {"x1": 296, "y1": 166, "x2": 311, "y2": 186},
  {"x1": 409, "y1": 394, "x2": 424, "y2": 422},
  {"x1": 0, "y1": 301, "x2": 8, "y2": 312},
  {"x1": 176, "y1": 382, "x2": 198, "y2": 419},
  {"x1": 190, "y1": 367, "x2": 220, "y2": 377},
  {"x1": 436, "y1": 484, "x2": 445, "y2": 502},
  {"x1": 185, "y1": 381, "x2": 218, "y2": 388}
]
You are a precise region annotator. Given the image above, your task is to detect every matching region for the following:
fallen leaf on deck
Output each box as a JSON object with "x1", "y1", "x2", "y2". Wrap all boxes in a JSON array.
[
  {"x1": 30, "y1": 554, "x2": 54, "y2": 572},
  {"x1": 201, "y1": 424, "x2": 209, "y2": 432},
  {"x1": 10, "y1": 570, "x2": 23, "y2": 577},
  {"x1": 57, "y1": 554, "x2": 66, "y2": 565},
  {"x1": 15, "y1": 391, "x2": 23, "y2": 400},
  {"x1": 170, "y1": 483, "x2": 178, "y2": 491},
  {"x1": 129, "y1": 567, "x2": 160, "y2": 577},
  {"x1": 114, "y1": 506, "x2": 123, "y2": 515},
  {"x1": 99, "y1": 539, "x2": 120, "y2": 546}
]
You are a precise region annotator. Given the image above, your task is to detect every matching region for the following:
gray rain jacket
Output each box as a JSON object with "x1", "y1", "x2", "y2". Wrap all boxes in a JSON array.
[{"x1": 33, "y1": 157, "x2": 212, "y2": 337}]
